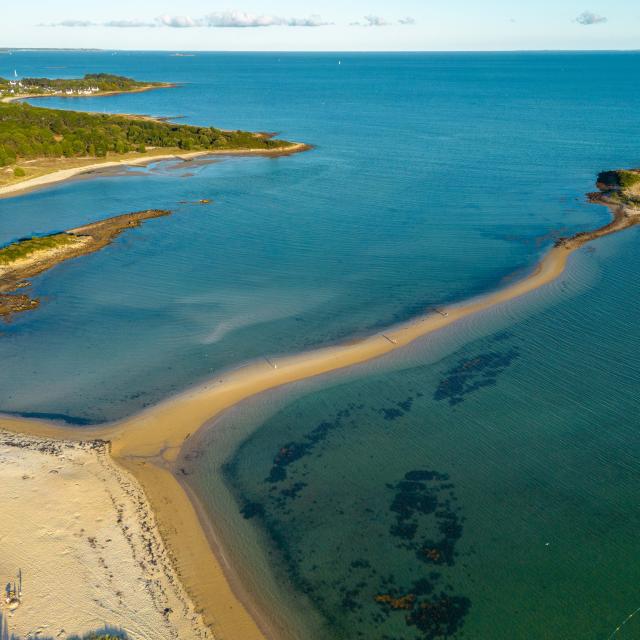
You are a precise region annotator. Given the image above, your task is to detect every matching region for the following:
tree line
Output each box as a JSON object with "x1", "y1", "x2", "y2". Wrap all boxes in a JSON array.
[{"x1": 0, "y1": 101, "x2": 289, "y2": 166}]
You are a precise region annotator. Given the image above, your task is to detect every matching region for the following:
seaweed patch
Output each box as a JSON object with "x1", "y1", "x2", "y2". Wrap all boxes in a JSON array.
[
  {"x1": 379, "y1": 395, "x2": 416, "y2": 421},
  {"x1": 434, "y1": 348, "x2": 520, "y2": 405},
  {"x1": 232, "y1": 401, "x2": 470, "y2": 638},
  {"x1": 265, "y1": 407, "x2": 356, "y2": 484},
  {"x1": 369, "y1": 469, "x2": 470, "y2": 638}
]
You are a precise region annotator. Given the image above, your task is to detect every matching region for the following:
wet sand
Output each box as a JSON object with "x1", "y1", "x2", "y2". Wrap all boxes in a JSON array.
[{"x1": 0, "y1": 198, "x2": 637, "y2": 638}]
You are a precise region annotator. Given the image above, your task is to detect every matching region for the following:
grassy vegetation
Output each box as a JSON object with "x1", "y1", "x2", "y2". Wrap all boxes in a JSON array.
[
  {"x1": 0, "y1": 233, "x2": 77, "y2": 265},
  {"x1": 597, "y1": 169, "x2": 640, "y2": 208},
  {"x1": 0, "y1": 73, "x2": 162, "y2": 97},
  {"x1": 0, "y1": 100, "x2": 292, "y2": 166},
  {"x1": 617, "y1": 169, "x2": 640, "y2": 190}
]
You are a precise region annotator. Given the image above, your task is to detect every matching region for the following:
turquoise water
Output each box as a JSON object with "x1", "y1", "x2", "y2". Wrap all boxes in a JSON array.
[
  {"x1": 1, "y1": 52, "x2": 640, "y2": 639},
  {"x1": 1, "y1": 51, "x2": 636, "y2": 421},
  {"x1": 187, "y1": 228, "x2": 640, "y2": 640}
]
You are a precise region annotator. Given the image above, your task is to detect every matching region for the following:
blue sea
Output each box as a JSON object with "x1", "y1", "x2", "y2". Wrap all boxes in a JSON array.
[{"x1": 1, "y1": 51, "x2": 640, "y2": 639}]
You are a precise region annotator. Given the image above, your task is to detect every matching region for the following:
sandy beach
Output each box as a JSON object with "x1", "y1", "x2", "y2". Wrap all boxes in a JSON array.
[
  {"x1": 0, "y1": 188, "x2": 637, "y2": 638},
  {"x1": 0, "y1": 430, "x2": 210, "y2": 640},
  {"x1": 0, "y1": 143, "x2": 309, "y2": 199}
]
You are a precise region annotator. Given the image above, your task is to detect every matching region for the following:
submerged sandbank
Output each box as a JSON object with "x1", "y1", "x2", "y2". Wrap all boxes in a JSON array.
[{"x1": 0, "y1": 183, "x2": 638, "y2": 639}]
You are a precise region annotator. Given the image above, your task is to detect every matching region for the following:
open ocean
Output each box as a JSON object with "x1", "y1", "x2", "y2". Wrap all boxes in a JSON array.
[{"x1": 1, "y1": 51, "x2": 640, "y2": 638}]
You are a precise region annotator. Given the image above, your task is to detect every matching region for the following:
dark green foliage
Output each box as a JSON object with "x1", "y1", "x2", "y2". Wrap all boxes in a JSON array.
[
  {"x1": 0, "y1": 101, "x2": 291, "y2": 166},
  {"x1": 596, "y1": 170, "x2": 622, "y2": 189},
  {"x1": 597, "y1": 169, "x2": 640, "y2": 191}
]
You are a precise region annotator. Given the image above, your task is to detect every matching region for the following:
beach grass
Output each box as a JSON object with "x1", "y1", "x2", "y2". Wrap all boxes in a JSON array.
[{"x1": 0, "y1": 233, "x2": 77, "y2": 265}]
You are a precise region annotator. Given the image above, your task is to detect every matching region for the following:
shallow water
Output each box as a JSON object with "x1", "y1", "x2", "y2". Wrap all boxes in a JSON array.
[
  {"x1": 188, "y1": 228, "x2": 640, "y2": 640},
  {"x1": 1, "y1": 51, "x2": 637, "y2": 421}
]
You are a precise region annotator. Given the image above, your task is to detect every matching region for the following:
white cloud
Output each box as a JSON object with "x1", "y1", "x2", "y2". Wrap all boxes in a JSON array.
[
  {"x1": 157, "y1": 15, "x2": 202, "y2": 28},
  {"x1": 200, "y1": 11, "x2": 331, "y2": 27},
  {"x1": 575, "y1": 11, "x2": 607, "y2": 25},
  {"x1": 45, "y1": 11, "x2": 331, "y2": 29},
  {"x1": 286, "y1": 15, "x2": 331, "y2": 27},
  {"x1": 104, "y1": 19, "x2": 155, "y2": 28},
  {"x1": 53, "y1": 19, "x2": 96, "y2": 27},
  {"x1": 351, "y1": 15, "x2": 391, "y2": 27},
  {"x1": 398, "y1": 17, "x2": 416, "y2": 25}
]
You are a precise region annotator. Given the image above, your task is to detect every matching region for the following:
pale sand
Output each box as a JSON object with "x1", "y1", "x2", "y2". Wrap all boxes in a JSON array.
[
  {"x1": 0, "y1": 430, "x2": 211, "y2": 640},
  {"x1": 0, "y1": 143, "x2": 308, "y2": 199},
  {"x1": 0, "y1": 201, "x2": 635, "y2": 639}
]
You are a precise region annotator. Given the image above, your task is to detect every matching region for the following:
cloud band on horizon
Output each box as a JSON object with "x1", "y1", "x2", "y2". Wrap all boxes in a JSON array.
[
  {"x1": 44, "y1": 11, "x2": 416, "y2": 29},
  {"x1": 44, "y1": 11, "x2": 333, "y2": 29}
]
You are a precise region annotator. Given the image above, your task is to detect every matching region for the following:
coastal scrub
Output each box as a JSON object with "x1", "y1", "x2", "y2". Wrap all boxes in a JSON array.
[{"x1": 0, "y1": 101, "x2": 292, "y2": 167}]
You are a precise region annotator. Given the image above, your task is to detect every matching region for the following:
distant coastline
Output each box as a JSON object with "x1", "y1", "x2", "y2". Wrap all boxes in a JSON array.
[
  {"x1": 0, "y1": 171, "x2": 638, "y2": 639},
  {"x1": 0, "y1": 82, "x2": 175, "y2": 103}
]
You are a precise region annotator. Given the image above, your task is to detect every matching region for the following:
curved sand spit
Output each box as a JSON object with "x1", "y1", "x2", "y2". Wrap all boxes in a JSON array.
[{"x1": 0, "y1": 196, "x2": 638, "y2": 638}]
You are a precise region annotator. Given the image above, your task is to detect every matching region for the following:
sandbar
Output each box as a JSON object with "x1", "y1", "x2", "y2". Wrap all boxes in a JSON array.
[{"x1": 0, "y1": 191, "x2": 638, "y2": 639}]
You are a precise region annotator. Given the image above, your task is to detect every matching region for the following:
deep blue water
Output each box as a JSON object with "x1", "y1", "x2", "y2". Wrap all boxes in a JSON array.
[
  {"x1": 1, "y1": 51, "x2": 636, "y2": 421},
  {"x1": 1, "y1": 51, "x2": 640, "y2": 640}
]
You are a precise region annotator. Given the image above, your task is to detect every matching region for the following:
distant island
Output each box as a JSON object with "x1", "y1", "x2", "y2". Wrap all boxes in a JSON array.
[
  {"x1": 0, "y1": 73, "x2": 307, "y2": 195},
  {"x1": 0, "y1": 72, "x2": 171, "y2": 99},
  {"x1": 0, "y1": 209, "x2": 172, "y2": 317}
]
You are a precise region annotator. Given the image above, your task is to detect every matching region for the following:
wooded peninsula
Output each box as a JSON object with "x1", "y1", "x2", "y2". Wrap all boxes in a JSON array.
[{"x1": 0, "y1": 73, "x2": 301, "y2": 186}]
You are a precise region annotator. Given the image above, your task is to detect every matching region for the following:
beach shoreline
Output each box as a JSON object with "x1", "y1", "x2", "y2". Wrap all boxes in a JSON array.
[
  {"x1": 0, "y1": 143, "x2": 310, "y2": 199},
  {"x1": 0, "y1": 195, "x2": 638, "y2": 638},
  {"x1": 0, "y1": 429, "x2": 211, "y2": 640}
]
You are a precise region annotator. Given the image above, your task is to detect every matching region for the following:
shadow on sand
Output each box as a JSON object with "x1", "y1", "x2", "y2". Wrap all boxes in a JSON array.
[{"x1": 0, "y1": 612, "x2": 128, "y2": 640}]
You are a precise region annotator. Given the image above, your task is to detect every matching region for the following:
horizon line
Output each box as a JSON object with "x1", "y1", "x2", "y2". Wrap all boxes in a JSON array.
[{"x1": 2, "y1": 47, "x2": 640, "y2": 54}]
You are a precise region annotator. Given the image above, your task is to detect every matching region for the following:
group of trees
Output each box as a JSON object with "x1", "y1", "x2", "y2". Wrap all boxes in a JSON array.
[
  {"x1": 0, "y1": 101, "x2": 289, "y2": 166},
  {"x1": 0, "y1": 73, "x2": 158, "y2": 96}
]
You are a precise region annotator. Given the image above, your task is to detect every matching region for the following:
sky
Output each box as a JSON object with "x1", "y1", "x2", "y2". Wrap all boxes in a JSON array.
[{"x1": 1, "y1": 1, "x2": 638, "y2": 51}]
